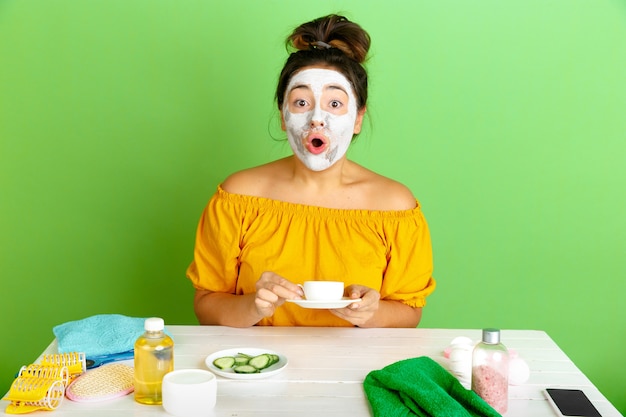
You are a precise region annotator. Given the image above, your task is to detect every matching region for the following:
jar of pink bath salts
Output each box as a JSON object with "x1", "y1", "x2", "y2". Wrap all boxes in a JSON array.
[{"x1": 471, "y1": 328, "x2": 509, "y2": 414}]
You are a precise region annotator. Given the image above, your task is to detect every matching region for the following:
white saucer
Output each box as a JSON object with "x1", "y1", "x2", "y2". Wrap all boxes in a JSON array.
[
  {"x1": 205, "y1": 348, "x2": 287, "y2": 380},
  {"x1": 286, "y1": 297, "x2": 361, "y2": 309}
]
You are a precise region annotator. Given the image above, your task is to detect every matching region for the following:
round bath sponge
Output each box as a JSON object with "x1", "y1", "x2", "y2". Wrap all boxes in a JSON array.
[{"x1": 66, "y1": 363, "x2": 134, "y2": 403}]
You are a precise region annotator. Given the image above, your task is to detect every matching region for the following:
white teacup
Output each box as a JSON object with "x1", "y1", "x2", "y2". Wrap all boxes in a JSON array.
[
  {"x1": 162, "y1": 369, "x2": 216, "y2": 417},
  {"x1": 301, "y1": 281, "x2": 344, "y2": 301}
]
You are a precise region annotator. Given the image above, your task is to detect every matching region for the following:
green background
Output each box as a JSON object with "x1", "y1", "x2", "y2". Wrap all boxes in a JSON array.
[{"x1": 1, "y1": 0, "x2": 624, "y2": 412}]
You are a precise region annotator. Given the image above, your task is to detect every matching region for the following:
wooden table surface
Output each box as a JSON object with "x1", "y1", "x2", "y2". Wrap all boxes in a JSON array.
[{"x1": 3, "y1": 326, "x2": 622, "y2": 416}]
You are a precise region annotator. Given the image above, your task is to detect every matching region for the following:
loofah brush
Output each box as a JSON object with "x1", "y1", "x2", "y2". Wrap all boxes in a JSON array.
[{"x1": 65, "y1": 363, "x2": 134, "y2": 403}]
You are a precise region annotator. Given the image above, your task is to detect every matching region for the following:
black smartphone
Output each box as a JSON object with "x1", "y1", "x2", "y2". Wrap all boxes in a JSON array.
[{"x1": 544, "y1": 388, "x2": 602, "y2": 417}]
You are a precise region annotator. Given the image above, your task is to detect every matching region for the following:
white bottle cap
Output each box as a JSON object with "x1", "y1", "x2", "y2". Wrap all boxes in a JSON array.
[{"x1": 145, "y1": 317, "x2": 165, "y2": 331}]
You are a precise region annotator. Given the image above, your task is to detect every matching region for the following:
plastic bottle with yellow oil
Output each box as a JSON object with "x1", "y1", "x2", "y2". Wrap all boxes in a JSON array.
[{"x1": 134, "y1": 317, "x2": 174, "y2": 405}]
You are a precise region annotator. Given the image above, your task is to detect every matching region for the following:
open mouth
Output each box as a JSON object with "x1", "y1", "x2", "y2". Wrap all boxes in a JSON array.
[{"x1": 306, "y1": 135, "x2": 328, "y2": 155}]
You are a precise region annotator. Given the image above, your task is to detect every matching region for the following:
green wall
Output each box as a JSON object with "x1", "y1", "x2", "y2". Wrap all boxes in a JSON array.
[{"x1": 1, "y1": 0, "x2": 624, "y2": 412}]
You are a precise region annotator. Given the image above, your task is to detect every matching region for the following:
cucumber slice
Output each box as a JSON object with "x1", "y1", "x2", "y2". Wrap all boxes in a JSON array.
[
  {"x1": 213, "y1": 356, "x2": 235, "y2": 370},
  {"x1": 248, "y1": 354, "x2": 271, "y2": 370},
  {"x1": 212, "y1": 351, "x2": 280, "y2": 373},
  {"x1": 233, "y1": 365, "x2": 259, "y2": 374},
  {"x1": 234, "y1": 356, "x2": 250, "y2": 365}
]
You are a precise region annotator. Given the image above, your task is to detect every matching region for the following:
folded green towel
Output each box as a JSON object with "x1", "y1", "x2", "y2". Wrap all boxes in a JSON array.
[{"x1": 363, "y1": 356, "x2": 502, "y2": 417}]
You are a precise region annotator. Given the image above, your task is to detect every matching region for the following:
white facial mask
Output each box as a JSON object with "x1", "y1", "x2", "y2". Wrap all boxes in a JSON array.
[{"x1": 282, "y1": 68, "x2": 358, "y2": 171}]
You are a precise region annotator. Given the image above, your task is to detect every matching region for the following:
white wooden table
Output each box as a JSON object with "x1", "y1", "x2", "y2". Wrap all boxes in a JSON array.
[{"x1": 3, "y1": 326, "x2": 622, "y2": 416}]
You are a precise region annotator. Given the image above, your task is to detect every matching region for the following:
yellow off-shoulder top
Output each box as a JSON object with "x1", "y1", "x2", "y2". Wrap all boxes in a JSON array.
[{"x1": 187, "y1": 185, "x2": 436, "y2": 326}]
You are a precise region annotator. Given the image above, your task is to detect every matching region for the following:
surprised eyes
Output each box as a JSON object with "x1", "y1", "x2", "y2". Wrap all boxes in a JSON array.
[
  {"x1": 329, "y1": 100, "x2": 342, "y2": 109},
  {"x1": 291, "y1": 99, "x2": 344, "y2": 111}
]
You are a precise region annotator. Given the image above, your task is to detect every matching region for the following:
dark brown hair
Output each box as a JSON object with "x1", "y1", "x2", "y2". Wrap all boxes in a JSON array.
[{"x1": 276, "y1": 14, "x2": 371, "y2": 111}]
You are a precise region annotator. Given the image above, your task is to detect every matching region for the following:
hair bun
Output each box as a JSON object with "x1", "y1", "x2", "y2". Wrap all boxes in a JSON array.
[{"x1": 288, "y1": 14, "x2": 370, "y2": 64}]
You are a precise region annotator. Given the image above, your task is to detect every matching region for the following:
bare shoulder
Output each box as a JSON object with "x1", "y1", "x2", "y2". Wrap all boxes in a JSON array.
[
  {"x1": 221, "y1": 159, "x2": 288, "y2": 197},
  {"x1": 353, "y1": 165, "x2": 417, "y2": 211},
  {"x1": 371, "y1": 176, "x2": 418, "y2": 211}
]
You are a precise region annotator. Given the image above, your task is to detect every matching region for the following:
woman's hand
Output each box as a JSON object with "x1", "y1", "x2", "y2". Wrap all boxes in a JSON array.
[
  {"x1": 254, "y1": 272, "x2": 304, "y2": 318},
  {"x1": 329, "y1": 284, "x2": 380, "y2": 327}
]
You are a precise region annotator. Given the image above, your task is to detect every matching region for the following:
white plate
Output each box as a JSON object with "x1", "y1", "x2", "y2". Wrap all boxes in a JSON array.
[
  {"x1": 205, "y1": 348, "x2": 287, "y2": 380},
  {"x1": 286, "y1": 297, "x2": 361, "y2": 309}
]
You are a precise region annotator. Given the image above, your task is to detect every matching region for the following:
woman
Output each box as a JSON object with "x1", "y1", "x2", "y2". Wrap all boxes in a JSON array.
[{"x1": 187, "y1": 14, "x2": 435, "y2": 328}]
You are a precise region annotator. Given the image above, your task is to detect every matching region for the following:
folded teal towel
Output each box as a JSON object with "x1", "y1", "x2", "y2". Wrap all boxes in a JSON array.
[
  {"x1": 53, "y1": 314, "x2": 149, "y2": 357},
  {"x1": 363, "y1": 356, "x2": 501, "y2": 417}
]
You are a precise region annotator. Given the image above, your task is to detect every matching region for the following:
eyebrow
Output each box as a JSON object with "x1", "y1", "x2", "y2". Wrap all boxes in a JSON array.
[
  {"x1": 327, "y1": 84, "x2": 348, "y2": 94},
  {"x1": 289, "y1": 84, "x2": 348, "y2": 95}
]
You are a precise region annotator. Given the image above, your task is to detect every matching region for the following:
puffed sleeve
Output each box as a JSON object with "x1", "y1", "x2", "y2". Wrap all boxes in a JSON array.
[
  {"x1": 186, "y1": 190, "x2": 245, "y2": 292},
  {"x1": 379, "y1": 204, "x2": 436, "y2": 308}
]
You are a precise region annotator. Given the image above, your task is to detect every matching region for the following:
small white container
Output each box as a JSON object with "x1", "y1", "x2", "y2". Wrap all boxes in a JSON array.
[{"x1": 162, "y1": 369, "x2": 216, "y2": 416}]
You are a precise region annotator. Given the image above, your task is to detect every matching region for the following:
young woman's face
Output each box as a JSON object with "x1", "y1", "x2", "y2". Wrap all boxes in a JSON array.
[{"x1": 281, "y1": 68, "x2": 364, "y2": 171}]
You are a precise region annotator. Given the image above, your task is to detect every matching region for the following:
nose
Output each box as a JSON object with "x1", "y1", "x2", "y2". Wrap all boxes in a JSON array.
[
  {"x1": 310, "y1": 106, "x2": 324, "y2": 128},
  {"x1": 310, "y1": 118, "x2": 325, "y2": 128}
]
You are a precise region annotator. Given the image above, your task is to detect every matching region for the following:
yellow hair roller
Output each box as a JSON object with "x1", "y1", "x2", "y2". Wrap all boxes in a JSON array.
[
  {"x1": 41, "y1": 351, "x2": 86, "y2": 378},
  {"x1": 3, "y1": 352, "x2": 85, "y2": 414}
]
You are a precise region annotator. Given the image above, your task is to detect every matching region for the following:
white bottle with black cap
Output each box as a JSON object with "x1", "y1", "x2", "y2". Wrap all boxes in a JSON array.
[{"x1": 471, "y1": 328, "x2": 509, "y2": 414}]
